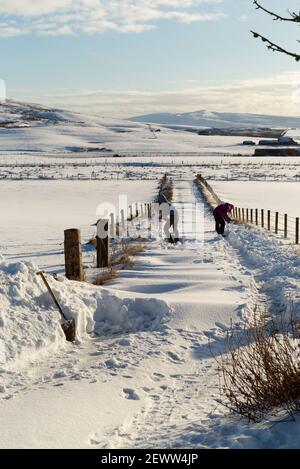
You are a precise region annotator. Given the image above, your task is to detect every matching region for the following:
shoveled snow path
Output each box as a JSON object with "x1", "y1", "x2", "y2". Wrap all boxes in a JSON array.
[{"x1": 102, "y1": 179, "x2": 250, "y2": 448}]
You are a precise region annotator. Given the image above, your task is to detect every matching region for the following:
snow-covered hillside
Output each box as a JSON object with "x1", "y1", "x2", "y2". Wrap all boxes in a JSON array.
[
  {"x1": 0, "y1": 99, "x2": 166, "y2": 154},
  {"x1": 130, "y1": 109, "x2": 300, "y2": 129},
  {"x1": 2, "y1": 100, "x2": 300, "y2": 156}
]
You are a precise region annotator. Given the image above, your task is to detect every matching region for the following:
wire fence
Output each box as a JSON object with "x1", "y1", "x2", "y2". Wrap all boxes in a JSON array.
[
  {"x1": 233, "y1": 207, "x2": 299, "y2": 245},
  {"x1": 195, "y1": 174, "x2": 300, "y2": 246}
]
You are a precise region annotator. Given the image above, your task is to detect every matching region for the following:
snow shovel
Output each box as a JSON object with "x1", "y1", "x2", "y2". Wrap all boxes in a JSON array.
[{"x1": 36, "y1": 271, "x2": 76, "y2": 342}]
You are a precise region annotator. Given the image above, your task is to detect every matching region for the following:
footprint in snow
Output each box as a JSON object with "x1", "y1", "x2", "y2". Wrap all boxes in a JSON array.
[
  {"x1": 104, "y1": 358, "x2": 128, "y2": 369},
  {"x1": 123, "y1": 388, "x2": 140, "y2": 400},
  {"x1": 117, "y1": 338, "x2": 132, "y2": 347},
  {"x1": 167, "y1": 351, "x2": 184, "y2": 362},
  {"x1": 151, "y1": 372, "x2": 165, "y2": 382},
  {"x1": 53, "y1": 371, "x2": 67, "y2": 379}
]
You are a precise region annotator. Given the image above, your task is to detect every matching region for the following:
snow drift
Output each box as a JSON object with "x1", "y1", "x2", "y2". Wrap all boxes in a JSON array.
[{"x1": 0, "y1": 257, "x2": 171, "y2": 366}]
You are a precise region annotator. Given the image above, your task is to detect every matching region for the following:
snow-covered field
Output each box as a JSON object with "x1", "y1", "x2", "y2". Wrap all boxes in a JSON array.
[
  {"x1": 0, "y1": 180, "x2": 156, "y2": 271},
  {"x1": 211, "y1": 181, "x2": 300, "y2": 218},
  {"x1": 1, "y1": 101, "x2": 300, "y2": 449},
  {"x1": 1, "y1": 179, "x2": 300, "y2": 448}
]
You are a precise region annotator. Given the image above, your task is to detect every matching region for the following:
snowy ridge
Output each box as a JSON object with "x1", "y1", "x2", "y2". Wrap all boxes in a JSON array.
[{"x1": 130, "y1": 109, "x2": 300, "y2": 129}]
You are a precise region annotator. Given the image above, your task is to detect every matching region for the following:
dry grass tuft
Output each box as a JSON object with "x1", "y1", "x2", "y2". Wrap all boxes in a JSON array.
[
  {"x1": 87, "y1": 237, "x2": 96, "y2": 246},
  {"x1": 115, "y1": 242, "x2": 146, "y2": 268},
  {"x1": 216, "y1": 307, "x2": 300, "y2": 422},
  {"x1": 93, "y1": 268, "x2": 117, "y2": 285}
]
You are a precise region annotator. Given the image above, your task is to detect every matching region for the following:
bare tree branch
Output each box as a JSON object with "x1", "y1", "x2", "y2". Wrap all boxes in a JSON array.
[
  {"x1": 251, "y1": 31, "x2": 300, "y2": 61},
  {"x1": 253, "y1": 1, "x2": 300, "y2": 23}
]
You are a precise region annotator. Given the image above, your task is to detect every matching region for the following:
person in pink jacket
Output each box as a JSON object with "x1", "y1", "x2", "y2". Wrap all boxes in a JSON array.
[{"x1": 213, "y1": 203, "x2": 234, "y2": 236}]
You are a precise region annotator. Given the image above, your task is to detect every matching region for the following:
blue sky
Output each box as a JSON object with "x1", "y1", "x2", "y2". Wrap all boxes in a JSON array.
[{"x1": 0, "y1": 0, "x2": 300, "y2": 117}]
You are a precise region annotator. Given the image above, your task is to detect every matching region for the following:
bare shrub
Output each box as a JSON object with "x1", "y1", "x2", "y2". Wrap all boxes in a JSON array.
[
  {"x1": 93, "y1": 268, "x2": 117, "y2": 285},
  {"x1": 217, "y1": 307, "x2": 300, "y2": 422},
  {"x1": 116, "y1": 241, "x2": 145, "y2": 268}
]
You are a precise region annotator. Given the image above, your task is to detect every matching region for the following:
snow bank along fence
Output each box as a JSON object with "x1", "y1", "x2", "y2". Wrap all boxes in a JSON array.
[
  {"x1": 195, "y1": 174, "x2": 300, "y2": 245},
  {"x1": 63, "y1": 174, "x2": 176, "y2": 281}
]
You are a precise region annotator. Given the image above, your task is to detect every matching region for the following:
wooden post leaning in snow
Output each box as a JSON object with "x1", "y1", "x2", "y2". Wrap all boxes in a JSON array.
[
  {"x1": 267, "y1": 210, "x2": 271, "y2": 231},
  {"x1": 242, "y1": 208, "x2": 245, "y2": 222},
  {"x1": 64, "y1": 229, "x2": 84, "y2": 281},
  {"x1": 96, "y1": 219, "x2": 109, "y2": 268},
  {"x1": 296, "y1": 218, "x2": 299, "y2": 245},
  {"x1": 275, "y1": 212, "x2": 279, "y2": 234},
  {"x1": 255, "y1": 209, "x2": 258, "y2": 226},
  {"x1": 246, "y1": 208, "x2": 249, "y2": 222},
  {"x1": 261, "y1": 209, "x2": 264, "y2": 228},
  {"x1": 250, "y1": 209, "x2": 253, "y2": 224},
  {"x1": 284, "y1": 214, "x2": 288, "y2": 239}
]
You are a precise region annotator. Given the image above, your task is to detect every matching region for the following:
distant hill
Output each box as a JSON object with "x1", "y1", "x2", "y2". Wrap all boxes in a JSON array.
[{"x1": 129, "y1": 110, "x2": 300, "y2": 129}]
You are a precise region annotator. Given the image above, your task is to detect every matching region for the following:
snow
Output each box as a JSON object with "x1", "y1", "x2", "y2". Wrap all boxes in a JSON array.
[
  {"x1": 0, "y1": 255, "x2": 172, "y2": 362},
  {"x1": 130, "y1": 109, "x2": 300, "y2": 129},
  {"x1": 0, "y1": 180, "x2": 156, "y2": 271},
  {"x1": 1, "y1": 178, "x2": 300, "y2": 448},
  {"x1": 211, "y1": 181, "x2": 300, "y2": 218},
  {"x1": 2, "y1": 101, "x2": 300, "y2": 449},
  {"x1": 0, "y1": 180, "x2": 249, "y2": 448}
]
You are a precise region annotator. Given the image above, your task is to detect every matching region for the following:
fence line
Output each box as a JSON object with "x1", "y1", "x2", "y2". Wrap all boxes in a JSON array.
[
  {"x1": 63, "y1": 174, "x2": 176, "y2": 280},
  {"x1": 195, "y1": 174, "x2": 300, "y2": 246}
]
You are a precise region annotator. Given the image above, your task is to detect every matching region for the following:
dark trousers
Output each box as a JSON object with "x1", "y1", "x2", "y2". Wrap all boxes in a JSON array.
[{"x1": 214, "y1": 213, "x2": 225, "y2": 235}]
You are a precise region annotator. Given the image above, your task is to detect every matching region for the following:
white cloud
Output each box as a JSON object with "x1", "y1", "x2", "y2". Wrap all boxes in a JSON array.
[
  {"x1": 12, "y1": 71, "x2": 300, "y2": 118},
  {"x1": 0, "y1": 0, "x2": 225, "y2": 37}
]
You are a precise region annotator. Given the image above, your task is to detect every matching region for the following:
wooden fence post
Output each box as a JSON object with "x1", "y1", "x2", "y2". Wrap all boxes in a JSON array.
[
  {"x1": 64, "y1": 229, "x2": 84, "y2": 281},
  {"x1": 255, "y1": 209, "x2": 258, "y2": 226},
  {"x1": 110, "y1": 213, "x2": 115, "y2": 240},
  {"x1": 135, "y1": 203, "x2": 139, "y2": 218},
  {"x1": 261, "y1": 209, "x2": 264, "y2": 228},
  {"x1": 284, "y1": 214, "x2": 288, "y2": 239},
  {"x1": 129, "y1": 205, "x2": 133, "y2": 221},
  {"x1": 242, "y1": 208, "x2": 245, "y2": 222},
  {"x1": 96, "y1": 219, "x2": 109, "y2": 268},
  {"x1": 238, "y1": 208, "x2": 241, "y2": 220},
  {"x1": 296, "y1": 218, "x2": 299, "y2": 245},
  {"x1": 251, "y1": 209, "x2": 253, "y2": 224},
  {"x1": 148, "y1": 204, "x2": 152, "y2": 237},
  {"x1": 116, "y1": 216, "x2": 120, "y2": 238},
  {"x1": 267, "y1": 210, "x2": 271, "y2": 231},
  {"x1": 246, "y1": 208, "x2": 249, "y2": 222},
  {"x1": 120, "y1": 209, "x2": 125, "y2": 232},
  {"x1": 275, "y1": 212, "x2": 279, "y2": 234}
]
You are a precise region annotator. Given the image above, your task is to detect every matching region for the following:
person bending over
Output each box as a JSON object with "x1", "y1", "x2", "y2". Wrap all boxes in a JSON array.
[{"x1": 213, "y1": 203, "x2": 234, "y2": 236}]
